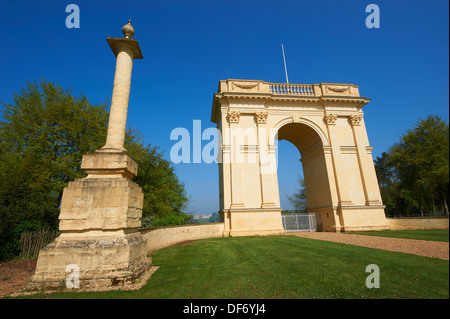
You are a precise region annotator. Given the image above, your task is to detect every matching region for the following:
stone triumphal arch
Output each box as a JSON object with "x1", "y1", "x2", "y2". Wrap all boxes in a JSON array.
[{"x1": 211, "y1": 79, "x2": 390, "y2": 236}]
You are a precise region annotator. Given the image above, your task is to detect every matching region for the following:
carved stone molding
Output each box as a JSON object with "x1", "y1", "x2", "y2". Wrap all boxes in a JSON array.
[
  {"x1": 254, "y1": 112, "x2": 268, "y2": 124},
  {"x1": 326, "y1": 85, "x2": 350, "y2": 94},
  {"x1": 349, "y1": 114, "x2": 363, "y2": 126},
  {"x1": 227, "y1": 111, "x2": 241, "y2": 123},
  {"x1": 233, "y1": 82, "x2": 259, "y2": 90},
  {"x1": 324, "y1": 113, "x2": 338, "y2": 125}
]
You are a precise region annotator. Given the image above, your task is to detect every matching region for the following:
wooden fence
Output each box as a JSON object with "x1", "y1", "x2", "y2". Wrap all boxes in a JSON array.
[{"x1": 19, "y1": 230, "x2": 60, "y2": 259}]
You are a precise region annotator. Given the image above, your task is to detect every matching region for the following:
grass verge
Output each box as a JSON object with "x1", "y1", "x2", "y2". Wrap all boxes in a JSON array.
[{"x1": 12, "y1": 235, "x2": 449, "y2": 299}]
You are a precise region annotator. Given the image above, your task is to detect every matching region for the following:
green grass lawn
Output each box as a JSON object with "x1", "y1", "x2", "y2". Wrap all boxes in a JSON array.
[
  {"x1": 355, "y1": 229, "x2": 449, "y2": 242},
  {"x1": 14, "y1": 235, "x2": 449, "y2": 299}
]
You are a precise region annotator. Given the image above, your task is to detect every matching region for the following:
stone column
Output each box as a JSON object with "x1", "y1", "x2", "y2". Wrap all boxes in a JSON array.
[
  {"x1": 101, "y1": 20, "x2": 143, "y2": 152},
  {"x1": 26, "y1": 21, "x2": 151, "y2": 291}
]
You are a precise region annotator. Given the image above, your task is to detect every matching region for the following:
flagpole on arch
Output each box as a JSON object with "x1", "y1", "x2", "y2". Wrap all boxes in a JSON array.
[{"x1": 282, "y1": 43, "x2": 289, "y2": 84}]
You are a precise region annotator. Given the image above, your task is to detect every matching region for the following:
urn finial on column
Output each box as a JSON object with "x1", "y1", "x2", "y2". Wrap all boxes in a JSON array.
[{"x1": 122, "y1": 19, "x2": 134, "y2": 38}]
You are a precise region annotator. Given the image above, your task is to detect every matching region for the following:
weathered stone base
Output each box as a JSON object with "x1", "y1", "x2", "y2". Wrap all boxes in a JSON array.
[
  {"x1": 25, "y1": 233, "x2": 151, "y2": 291},
  {"x1": 339, "y1": 205, "x2": 390, "y2": 232},
  {"x1": 25, "y1": 151, "x2": 152, "y2": 292},
  {"x1": 314, "y1": 205, "x2": 390, "y2": 232},
  {"x1": 221, "y1": 208, "x2": 285, "y2": 237}
]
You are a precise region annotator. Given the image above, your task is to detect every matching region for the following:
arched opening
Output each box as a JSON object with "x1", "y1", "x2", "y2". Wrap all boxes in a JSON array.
[
  {"x1": 277, "y1": 139, "x2": 304, "y2": 212},
  {"x1": 276, "y1": 122, "x2": 334, "y2": 230},
  {"x1": 277, "y1": 122, "x2": 323, "y2": 157}
]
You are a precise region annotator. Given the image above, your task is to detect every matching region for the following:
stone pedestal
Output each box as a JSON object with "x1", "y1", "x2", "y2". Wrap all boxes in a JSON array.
[
  {"x1": 27, "y1": 233, "x2": 149, "y2": 290},
  {"x1": 26, "y1": 21, "x2": 152, "y2": 291},
  {"x1": 26, "y1": 152, "x2": 151, "y2": 290}
]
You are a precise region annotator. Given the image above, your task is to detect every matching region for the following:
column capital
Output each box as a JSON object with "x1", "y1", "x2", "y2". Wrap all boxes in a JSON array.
[
  {"x1": 106, "y1": 20, "x2": 143, "y2": 59},
  {"x1": 348, "y1": 114, "x2": 363, "y2": 126},
  {"x1": 324, "y1": 113, "x2": 337, "y2": 125},
  {"x1": 254, "y1": 111, "x2": 268, "y2": 124},
  {"x1": 227, "y1": 110, "x2": 241, "y2": 123},
  {"x1": 106, "y1": 37, "x2": 143, "y2": 59}
]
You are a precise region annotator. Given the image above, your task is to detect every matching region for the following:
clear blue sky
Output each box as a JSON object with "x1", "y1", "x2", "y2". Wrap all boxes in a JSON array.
[{"x1": 1, "y1": 0, "x2": 448, "y2": 215}]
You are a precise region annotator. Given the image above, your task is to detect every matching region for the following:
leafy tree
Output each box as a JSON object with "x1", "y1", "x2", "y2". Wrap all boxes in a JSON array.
[
  {"x1": 0, "y1": 80, "x2": 109, "y2": 259},
  {"x1": 286, "y1": 175, "x2": 308, "y2": 213},
  {"x1": 374, "y1": 152, "x2": 416, "y2": 216},
  {"x1": 125, "y1": 128, "x2": 190, "y2": 222},
  {"x1": 375, "y1": 115, "x2": 449, "y2": 217},
  {"x1": 390, "y1": 115, "x2": 448, "y2": 215},
  {"x1": 0, "y1": 80, "x2": 190, "y2": 260},
  {"x1": 148, "y1": 212, "x2": 192, "y2": 227}
]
